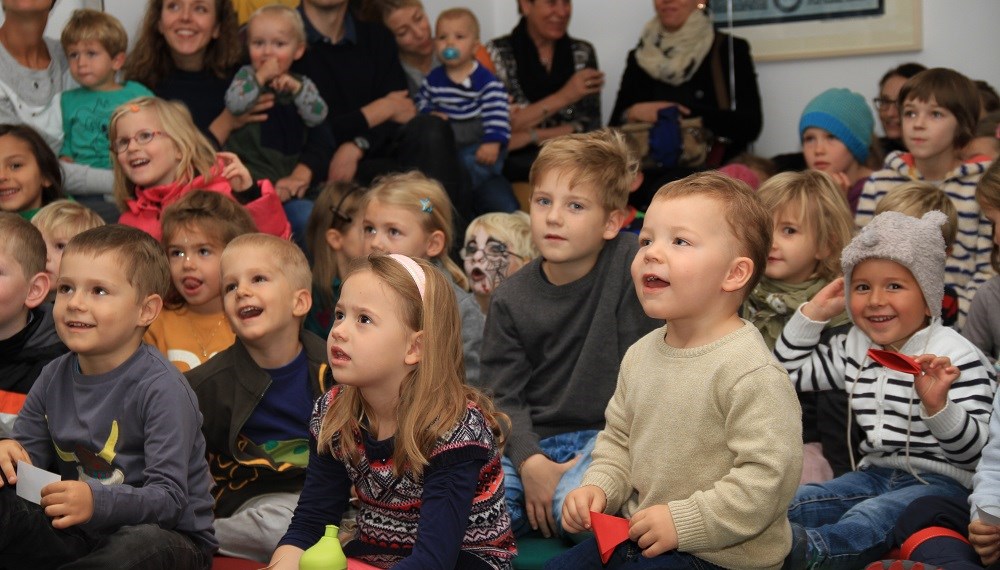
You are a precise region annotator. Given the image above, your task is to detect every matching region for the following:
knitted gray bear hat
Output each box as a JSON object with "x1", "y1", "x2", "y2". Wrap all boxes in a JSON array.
[{"x1": 841, "y1": 210, "x2": 947, "y2": 323}]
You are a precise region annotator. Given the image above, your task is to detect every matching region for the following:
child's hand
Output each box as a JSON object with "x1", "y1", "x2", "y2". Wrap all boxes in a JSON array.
[
  {"x1": 0, "y1": 439, "x2": 30, "y2": 486},
  {"x1": 431, "y1": 111, "x2": 449, "y2": 121},
  {"x1": 269, "y1": 73, "x2": 302, "y2": 95},
  {"x1": 520, "y1": 453, "x2": 581, "y2": 538},
  {"x1": 628, "y1": 505, "x2": 678, "y2": 558},
  {"x1": 255, "y1": 59, "x2": 282, "y2": 86},
  {"x1": 561, "y1": 485, "x2": 607, "y2": 534},
  {"x1": 969, "y1": 518, "x2": 1000, "y2": 565},
  {"x1": 801, "y1": 277, "x2": 846, "y2": 322},
  {"x1": 217, "y1": 151, "x2": 253, "y2": 192},
  {"x1": 476, "y1": 142, "x2": 501, "y2": 166},
  {"x1": 913, "y1": 354, "x2": 959, "y2": 416},
  {"x1": 40, "y1": 480, "x2": 93, "y2": 529}
]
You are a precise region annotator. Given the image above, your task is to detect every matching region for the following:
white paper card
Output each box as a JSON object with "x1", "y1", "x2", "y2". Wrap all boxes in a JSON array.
[
  {"x1": 977, "y1": 504, "x2": 1000, "y2": 526},
  {"x1": 15, "y1": 462, "x2": 60, "y2": 505}
]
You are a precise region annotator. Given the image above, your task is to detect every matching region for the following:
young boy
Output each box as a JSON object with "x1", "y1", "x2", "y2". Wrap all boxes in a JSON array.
[
  {"x1": 59, "y1": 9, "x2": 153, "y2": 170},
  {"x1": 0, "y1": 213, "x2": 65, "y2": 437},
  {"x1": 185, "y1": 233, "x2": 330, "y2": 562},
  {"x1": 775, "y1": 211, "x2": 997, "y2": 569},
  {"x1": 855, "y1": 67, "x2": 994, "y2": 330},
  {"x1": 31, "y1": 199, "x2": 106, "y2": 283},
  {"x1": 476, "y1": 129, "x2": 659, "y2": 538},
  {"x1": 552, "y1": 172, "x2": 803, "y2": 569},
  {"x1": 0, "y1": 224, "x2": 217, "y2": 568},
  {"x1": 416, "y1": 8, "x2": 510, "y2": 190}
]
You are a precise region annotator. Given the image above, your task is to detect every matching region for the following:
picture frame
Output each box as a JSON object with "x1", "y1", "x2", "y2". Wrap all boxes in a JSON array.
[{"x1": 713, "y1": 0, "x2": 922, "y2": 62}]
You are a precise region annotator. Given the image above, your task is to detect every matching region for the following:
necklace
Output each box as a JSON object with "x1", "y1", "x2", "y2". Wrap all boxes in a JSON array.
[{"x1": 190, "y1": 315, "x2": 227, "y2": 358}]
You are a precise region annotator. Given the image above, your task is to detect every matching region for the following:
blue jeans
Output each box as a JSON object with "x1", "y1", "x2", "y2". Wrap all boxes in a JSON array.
[
  {"x1": 501, "y1": 430, "x2": 598, "y2": 538},
  {"x1": 458, "y1": 143, "x2": 506, "y2": 191},
  {"x1": 546, "y1": 537, "x2": 725, "y2": 570},
  {"x1": 788, "y1": 466, "x2": 970, "y2": 569}
]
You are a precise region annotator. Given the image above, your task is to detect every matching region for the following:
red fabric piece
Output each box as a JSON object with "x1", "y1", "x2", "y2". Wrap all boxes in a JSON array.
[{"x1": 591, "y1": 511, "x2": 630, "y2": 564}]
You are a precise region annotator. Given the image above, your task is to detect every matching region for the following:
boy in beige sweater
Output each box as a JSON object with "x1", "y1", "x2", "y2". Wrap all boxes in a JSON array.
[{"x1": 551, "y1": 172, "x2": 804, "y2": 570}]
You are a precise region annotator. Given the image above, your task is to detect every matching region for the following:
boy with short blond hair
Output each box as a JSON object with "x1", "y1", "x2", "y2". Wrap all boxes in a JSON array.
[
  {"x1": 0, "y1": 224, "x2": 216, "y2": 568},
  {"x1": 552, "y1": 172, "x2": 803, "y2": 569},
  {"x1": 185, "y1": 233, "x2": 330, "y2": 561},
  {"x1": 59, "y1": 9, "x2": 153, "y2": 170},
  {"x1": 476, "y1": 129, "x2": 659, "y2": 538},
  {"x1": 31, "y1": 199, "x2": 105, "y2": 281},
  {"x1": 0, "y1": 213, "x2": 65, "y2": 437}
]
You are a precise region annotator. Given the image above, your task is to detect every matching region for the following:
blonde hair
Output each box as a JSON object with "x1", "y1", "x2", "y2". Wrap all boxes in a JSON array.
[
  {"x1": 247, "y1": 4, "x2": 306, "y2": 45},
  {"x1": 362, "y1": 171, "x2": 467, "y2": 289},
  {"x1": 437, "y1": 7, "x2": 479, "y2": 39},
  {"x1": 65, "y1": 225, "x2": 171, "y2": 301},
  {"x1": 756, "y1": 171, "x2": 855, "y2": 282},
  {"x1": 31, "y1": 200, "x2": 105, "y2": 238},
  {"x1": 976, "y1": 160, "x2": 1000, "y2": 272},
  {"x1": 109, "y1": 97, "x2": 217, "y2": 210},
  {"x1": 876, "y1": 181, "x2": 959, "y2": 248},
  {"x1": 0, "y1": 213, "x2": 46, "y2": 278},
  {"x1": 318, "y1": 254, "x2": 508, "y2": 476},
  {"x1": 306, "y1": 181, "x2": 368, "y2": 308},
  {"x1": 60, "y1": 9, "x2": 129, "y2": 57},
  {"x1": 530, "y1": 128, "x2": 635, "y2": 212},
  {"x1": 465, "y1": 211, "x2": 537, "y2": 261},
  {"x1": 223, "y1": 233, "x2": 312, "y2": 292}
]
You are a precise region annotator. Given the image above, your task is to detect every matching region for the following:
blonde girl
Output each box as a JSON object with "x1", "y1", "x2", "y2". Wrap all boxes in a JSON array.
[
  {"x1": 304, "y1": 181, "x2": 368, "y2": 337},
  {"x1": 108, "y1": 96, "x2": 289, "y2": 241},
  {"x1": 965, "y1": 161, "x2": 1000, "y2": 362},
  {"x1": 360, "y1": 171, "x2": 485, "y2": 383},
  {"x1": 462, "y1": 211, "x2": 538, "y2": 314},
  {"x1": 269, "y1": 254, "x2": 515, "y2": 570},
  {"x1": 144, "y1": 190, "x2": 257, "y2": 372}
]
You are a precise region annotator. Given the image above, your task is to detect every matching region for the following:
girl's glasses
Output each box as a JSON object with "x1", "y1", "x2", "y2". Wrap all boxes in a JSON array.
[
  {"x1": 462, "y1": 242, "x2": 511, "y2": 260},
  {"x1": 113, "y1": 130, "x2": 168, "y2": 153}
]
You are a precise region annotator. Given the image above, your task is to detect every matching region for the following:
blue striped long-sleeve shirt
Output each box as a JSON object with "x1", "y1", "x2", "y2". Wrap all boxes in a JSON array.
[{"x1": 416, "y1": 62, "x2": 511, "y2": 145}]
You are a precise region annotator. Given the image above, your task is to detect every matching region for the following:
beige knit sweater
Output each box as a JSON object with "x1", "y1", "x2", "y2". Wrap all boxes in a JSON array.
[{"x1": 582, "y1": 322, "x2": 803, "y2": 570}]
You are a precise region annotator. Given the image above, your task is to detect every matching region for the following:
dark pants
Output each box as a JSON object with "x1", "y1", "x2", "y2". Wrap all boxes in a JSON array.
[
  {"x1": 545, "y1": 537, "x2": 725, "y2": 570},
  {"x1": 891, "y1": 494, "x2": 987, "y2": 570},
  {"x1": 0, "y1": 486, "x2": 210, "y2": 570}
]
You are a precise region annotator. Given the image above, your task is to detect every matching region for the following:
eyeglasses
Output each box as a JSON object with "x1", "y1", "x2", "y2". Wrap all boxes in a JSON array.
[
  {"x1": 113, "y1": 130, "x2": 169, "y2": 153},
  {"x1": 872, "y1": 97, "x2": 898, "y2": 111},
  {"x1": 461, "y1": 241, "x2": 511, "y2": 260}
]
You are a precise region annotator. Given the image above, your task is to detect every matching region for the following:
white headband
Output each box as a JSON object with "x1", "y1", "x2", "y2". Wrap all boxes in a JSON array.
[{"x1": 388, "y1": 254, "x2": 426, "y2": 300}]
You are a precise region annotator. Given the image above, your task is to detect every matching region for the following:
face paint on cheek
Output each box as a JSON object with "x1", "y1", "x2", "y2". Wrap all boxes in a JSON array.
[{"x1": 486, "y1": 255, "x2": 512, "y2": 291}]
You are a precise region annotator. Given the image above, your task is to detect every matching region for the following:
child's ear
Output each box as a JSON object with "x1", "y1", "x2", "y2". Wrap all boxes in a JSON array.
[
  {"x1": 291, "y1": 288, "x2": 312, "y2": 317},
  {"x1": 137, "y1": 294, "x2": 163, "y2": 327},
  {"x1": 325, "y1": 228, "x2": 344, "y2": 251},
  {"x1": 293, "y1": 42, "x2": 306, "y2": 61},
  {"x1": 111, "y1": 51, "x2": 126, "y2": 72},
  {"x1": 721, "y1": 256, "x2": 754, "y2": 293},
  {"x1": 24, "y1": 272, "x2": 50, "y2": 309},
  {"x1": 425, "y1": 230, "x2": 446, "y2": 258},
  {"x1": 601, "y1": 209, "x2": 626, "y2": 239},
  {"x1": 404, "y1": 330, "x2": 423, "y2": 366}
]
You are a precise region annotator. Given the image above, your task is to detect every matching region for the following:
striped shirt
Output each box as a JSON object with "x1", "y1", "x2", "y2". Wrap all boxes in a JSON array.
[
  {"x1": 416, "y1": 62, "x2": 511, "y2": 144},
  {"x1": 855, "y1": 151, "x2": 995, "y2": 330},
  {"x1": 775, "y1": 307, "x2": 996, "y2": 488}
]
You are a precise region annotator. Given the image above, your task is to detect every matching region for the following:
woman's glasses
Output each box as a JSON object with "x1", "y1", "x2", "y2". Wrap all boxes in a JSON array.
[
  {"x1": 113, "y1": 130, "x2": 168, "y2": 153},
  {"x1": 872, "y1": 97, "x2": 897, "y2": 111}
]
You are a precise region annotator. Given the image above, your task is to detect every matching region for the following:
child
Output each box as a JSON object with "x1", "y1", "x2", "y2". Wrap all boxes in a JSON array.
[
  {"x1": 108, "y1": 96, "x2": 290, "y2": 241},
  {"x1": 416, "y1": 8, "x2": 510, "y2": 190},
  {"x1": 477, "y1": 129, "x2": 660, "y2": 538},
  {"x1": 0, "y1": 214, "x2": 65, "y2": 437},
  {"x1": 775, "y1": 211, "x2": 997, "y2": 569},
  {"x1": 360, "y1": 170, "x2": 485, "y2": 384},
  {"x1": 799, "y1": 88, "x2": 877, "y2": 213},
  {"x1": 964, "y1": 110, "x2": 1000, "y2": 162},
  {"x1": 304, "y1": 181, "x2": 367, "y2": 338},
  {"x1": 965, "y1": 161, "x2": 1000, "y2": 364},
  {"x1": 856, "y1": 68, "x2": 995, "y2": 330},
  {"x1": 59, "y1": 9, "x2": 153, "y2": 170},
  {"x1": 0, "y1": 124, "x2": 64, "y2": 220},
  {"x1": 186, "y1": 233, "x2": 329, "y2": 561},
  {"x1": 875, "y1": 180, "x2": 961, "y2": 327},
  {"x1": 552, "y1": 172, "x2": 802, "y2": 569},
  {"x1": 30, "y1": 200, "x2": 106, "y2": 282},
  {"x1": 0, "y1": 224, "x2": 217, "y2": 567},
  {"x1": 462, "y1": 211, "x2": 537, "y2": 314},
  {"x1": 268, "y1": 253, "x2": 515, "y2": 569},
  {"x1": 144, "y1": 190, "x2": 257, "y2": 372}
]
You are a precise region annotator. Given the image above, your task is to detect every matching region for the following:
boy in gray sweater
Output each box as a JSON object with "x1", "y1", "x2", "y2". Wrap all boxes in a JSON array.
[
  {"x1": 476, "y1": 129, "x2": 659, "y2": 538},
  {"x1": 0, "y1": 225, "x2": 216, "y2": 569}
]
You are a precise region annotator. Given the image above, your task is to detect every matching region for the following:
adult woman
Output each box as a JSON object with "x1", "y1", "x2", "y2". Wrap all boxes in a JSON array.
[
  {"x1": 873, "y1": 62, "x2": 926, "y2": 155},
  {"x1": 0, "y1": 0, "x2": 116, "y2": 220},
  {"x1": 486, "y1": 0, "x2": 604, "y2": 181},
  {"x1": 611, "y1": 0, "x2": 762, "y2": 206}
]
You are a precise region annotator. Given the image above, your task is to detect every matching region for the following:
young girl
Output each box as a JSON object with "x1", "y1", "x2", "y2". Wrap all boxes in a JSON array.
[
  {"x1": 462, "y1": 211, "x2": 537, "y2": 314},
  {"x1": 360, "y1": 171, "x2": 485, "y2": 384},
  {"x1": 743, "y1": 170, "x2": 856, "y2": 483},
  {"x1": 108, "y1": 96, "x2": 290, "y2": 241},
  {"x1": 965, "y1": 161, "x2": 1000, "y2": 366},
  {"x1": 304, "y1": 181, "x2": 368, "y2": 338},
  {"x1": 269, "y1": 253, "x2": 515, "y2": 570},
  {"x1": 0, "y1": 124, "x2": 64, "y2": 220},
  {"x1": 144, "y1": 190, "x2": 257, "y2": 372}
]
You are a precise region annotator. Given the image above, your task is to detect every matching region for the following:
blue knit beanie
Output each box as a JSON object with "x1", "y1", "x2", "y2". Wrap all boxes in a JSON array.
[{"x1": 799, "y1": 88, "x2": 875, "y2": 163}]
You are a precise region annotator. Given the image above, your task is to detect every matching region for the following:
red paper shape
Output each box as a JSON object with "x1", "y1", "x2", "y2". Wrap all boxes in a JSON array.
[
  {"x1": 590, "y1": 511, "x2": 630, "y2": 564},
  {"x1": 867, "y1": 348, "x2": 921, "y2": 375}
]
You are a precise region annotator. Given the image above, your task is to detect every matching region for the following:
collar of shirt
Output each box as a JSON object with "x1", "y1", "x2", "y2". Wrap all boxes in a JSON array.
[{"x1": 300, "y1": 5, "x2": 357, "y2": 46}]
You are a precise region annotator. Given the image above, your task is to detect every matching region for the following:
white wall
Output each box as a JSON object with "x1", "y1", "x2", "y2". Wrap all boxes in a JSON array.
[{"x1": 101, "y1": 0, "x2": 1000, "y2": 158}]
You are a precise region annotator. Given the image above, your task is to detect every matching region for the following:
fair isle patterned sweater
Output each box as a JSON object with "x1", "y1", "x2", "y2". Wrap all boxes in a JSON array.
[{"x1": 855, "y1": 151, "x2": 994, "y2": 330}]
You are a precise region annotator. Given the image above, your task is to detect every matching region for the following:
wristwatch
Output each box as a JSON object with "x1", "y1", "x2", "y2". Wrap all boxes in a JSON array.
[{"x1": 353, "y1": 136, "x2": 370, "y2": 153}]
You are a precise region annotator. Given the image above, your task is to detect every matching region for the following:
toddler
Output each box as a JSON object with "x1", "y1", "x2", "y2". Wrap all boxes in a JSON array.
[
  {"x1": 31, "y1": 200, "x2": 105, "y2": 282},
  {"x1": 462, "y1": 211, "x2": 537, "y2": 314}
]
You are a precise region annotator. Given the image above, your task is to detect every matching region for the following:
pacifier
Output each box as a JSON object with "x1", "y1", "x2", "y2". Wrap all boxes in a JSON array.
[{"x1": 442, "y1": 47, "x2": 460, "y2": 61}]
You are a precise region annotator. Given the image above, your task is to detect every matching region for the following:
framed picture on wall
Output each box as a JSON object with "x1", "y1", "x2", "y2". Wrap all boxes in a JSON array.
[{"x1": 711, "y1": 0, "x2": 922, "y2": 62}]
